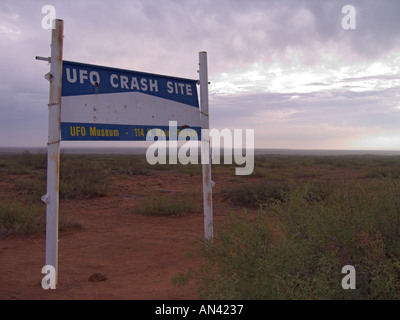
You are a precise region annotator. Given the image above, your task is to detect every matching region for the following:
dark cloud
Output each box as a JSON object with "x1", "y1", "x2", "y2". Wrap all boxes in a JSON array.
[{"x1": 1, "y1": 0, "x2": 400, "y2": 148}]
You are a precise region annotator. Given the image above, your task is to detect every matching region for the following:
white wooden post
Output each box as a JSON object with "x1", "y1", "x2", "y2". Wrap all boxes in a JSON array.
[
  {"x1": 42, "y1": 19, "x2": 63, "y2": 284},
  {"x1": 199, "y1": 51, "x2": 213, "y2": 241}
]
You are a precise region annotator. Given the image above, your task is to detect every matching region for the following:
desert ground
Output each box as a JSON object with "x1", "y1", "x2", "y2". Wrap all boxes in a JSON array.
[
  {"x1": 1, "y1": 152, "x2": 400, "y2": 300},
  {"x1": 0, "y1": 153, "x2": 245, "y2": 299}
]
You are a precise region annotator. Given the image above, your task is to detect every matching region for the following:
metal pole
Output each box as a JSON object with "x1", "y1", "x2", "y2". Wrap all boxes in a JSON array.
[
  {"x1": 199, "y1": 51, "x2": 213, "y2": 242},
  {"x1": 44, "y1": 19, "x2": 63, "y2": 284}
]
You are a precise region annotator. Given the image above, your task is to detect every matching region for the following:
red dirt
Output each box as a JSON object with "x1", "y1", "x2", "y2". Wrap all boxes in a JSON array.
[
  {"x1": 0, "y1": 164, "x2": 368, "y2": 300},
  {"x1": 0, "y1": 170, "x2": 234, "y2": 300}
]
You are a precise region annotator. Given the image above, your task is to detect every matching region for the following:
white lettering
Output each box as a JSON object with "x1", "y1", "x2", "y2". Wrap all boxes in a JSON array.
[
  {"x1": 110, "y1": 75, "x2": 159, "y2": 92},
  {"x1": 146, "y1": 124, "x2": 254, "y2": 176},
  {"x1": 120, "y1": 75, "x2": 129, "y2": 89},
  {"x1": 167, "y1": 81, "x2": 174, "y2": 94},
  {"x1": 41, "y1": 5, "x2": 56, "y2": 30},
  {"x1": 168, "y1": 121, "x2": 178, "y2": 164},
  {"x1": 341, "y1": 265, "x2": 356, "y2": 289},
  {"x1": 130, "y1": 77, "x2": 140, "y2": 90},
  {"x1": 166, "y1": 81, "x2": 192, "y2": 95},
  {"x1": 155, "y1": 304, "x2": 189, "y2": 318},
  {"x1": 233, "y1": 129, "x2": 254, "y2": 176},
  {"x1": 79, "y1": 69, "x2": 88, "y2": 84},
  {"x1": 89, "y1": 71, "x2": 100, "y2": 86},
  {"x1": 210, "y1": 128, "x2": 233, "y2": 165},
  {"x1": 110, "y1": 74, "x2": 119, "y2": 88},
  {"x1": 342, "y1": 5, "x2": 356, "y2": 30},
  {"x1": 146, "y1": 129, "x2": 167, "y2": 165},
  {"x1": 140, "y1": 78, "x2": 148, "y2": 91},
  {"x1": 178, "y1": 82, "x2": 185, "y2": 94},
  {"x1": 186, "y1": 84, "x2": 192, "y2": 96},
  {"x1": 149, "y1": 79, "x2": 158, "y2": 92},
  {"x1": 66, "y1": 68, "x2": 77, "y2": 83},
  {"x1": 41, "y1": 265, "x2": 56, "y2": 289},
  {"x1": 178, "y1": 130, "x2": 199, "y2": 165}
]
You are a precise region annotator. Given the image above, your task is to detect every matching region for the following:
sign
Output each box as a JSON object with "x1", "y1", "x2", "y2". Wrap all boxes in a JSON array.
[
  {"x1": 60, "y1": 61, "x2": 202, "y2": 141},
  {"x1": 38, "y1": 19, "x2": 212, "y2": 287}
]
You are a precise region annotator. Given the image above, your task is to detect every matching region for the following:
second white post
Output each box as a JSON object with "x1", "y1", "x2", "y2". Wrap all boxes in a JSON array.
[{"x1": 199, "y1": 51, "x2": 213, "y2": 241}]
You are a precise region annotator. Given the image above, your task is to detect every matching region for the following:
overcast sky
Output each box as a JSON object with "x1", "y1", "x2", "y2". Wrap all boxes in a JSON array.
[{"x1": 1, "y1": 0, "x2": 400, "y2": 149}]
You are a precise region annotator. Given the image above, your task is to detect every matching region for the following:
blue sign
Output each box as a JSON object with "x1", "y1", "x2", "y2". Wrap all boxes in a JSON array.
[{"x1": 60, "y1": 61, "x2": 201, "y2": 141}]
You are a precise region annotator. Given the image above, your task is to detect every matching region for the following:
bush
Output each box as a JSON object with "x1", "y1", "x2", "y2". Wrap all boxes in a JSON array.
[
  {"x1": 12, "y1": 158, "x2": 112, "y2": 201},
  {"x1": 222, "y1": 181, "x2": 333, "y2": 209},
  {"x1": 366, "y1": 167, "x2": 400, "y2": 179},
  {"x1": 60, "y1": 161, "x2": 111, "y2": 199},
  {"x1": 0, "y1": 150, "x2": 46, "y2": 174},
  {"x1": 222, "y1": 182, "x2": 290, "y2": 209},
  {"x1": 0, "y1": 200, "x2": 46, "y2": 234},
  {"x1": 19, "y1": 150, "x2": 47, "y2": 170},
  {"x1": 137, "y1": 192, "x2": 197, "y2": 216},
  {"x1": 15, "y1": 176, "x2": 46, "y2": 201},
  {"x1": 0, "y1": 200, "x2": 78, "y2": 234},
  {"x1": 183, "y1": 181, "x2": 400, "y2": 300},
  {"x1": 105, "y1": 156, "x2": 152, "y2": 176}
]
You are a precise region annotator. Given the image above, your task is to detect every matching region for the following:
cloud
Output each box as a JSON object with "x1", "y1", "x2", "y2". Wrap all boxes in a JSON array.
[{"x1": 1, "y1": 0, "x2": 400, "y2": 149}]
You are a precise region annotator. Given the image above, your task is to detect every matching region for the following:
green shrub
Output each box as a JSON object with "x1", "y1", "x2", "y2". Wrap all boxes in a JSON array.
[
  {"x1": 19, "y1": 150, "x2": 47, "y2": 170},
  {"x1": 137, "y1": 192, "x2": 197, "y2": 216},
  {"x1": 294, "y1": 169, "x2": 323, "y2": 178},
  {"x1": 303, "y1": 182, "x2": 334, "y2": 204},
  {"x1": 366, "y1": 167, "x2": 400, "y2": 179},
  {"x1": 196, "y1": 212, "x2": 275, "y2": 299},
  {"x1": 222, "y1": 181, "x2": 291, "y2": 209},
  {"x1": 0, "y1": 200, "x2": 46, "y2": 234},
  {"x1": 183, "y1": 181, "x2": 400, "y2": 300},
  {"x1": 12, "y1": 158, "x2": 112, "y2": 201},
  {"x1": 15, "y1": 177, "x2": 46, "y2": 201},
  {"x1": 105, "y1": 156, "x2": 152, "y2": 176},
  {"x1": 222, "y1": 181, "x2": 332, "y2": 209},
  {"x1": 60, "y1": 161, "x2": 111, "y2": 199},
  {"x1": 0, "y1": 200, "x2": 78, "y2": 234},
  {"x1": 178, "y1": 164, "x2": 202, "y2": 176}
]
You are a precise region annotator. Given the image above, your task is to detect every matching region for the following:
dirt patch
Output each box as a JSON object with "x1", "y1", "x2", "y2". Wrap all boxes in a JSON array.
[
  {"x1": 0, "y1": 158, "x2": 372, "y2": 300},
  {"x1": 0, "y1": 170, "x2": 228, "y2": 300}
]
